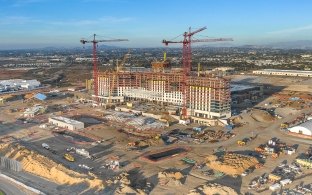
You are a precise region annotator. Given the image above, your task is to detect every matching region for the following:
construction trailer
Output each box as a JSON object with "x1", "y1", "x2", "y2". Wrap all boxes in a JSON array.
[{"x1": 95, "y1": 71, "x2": 231, "y2": 122}]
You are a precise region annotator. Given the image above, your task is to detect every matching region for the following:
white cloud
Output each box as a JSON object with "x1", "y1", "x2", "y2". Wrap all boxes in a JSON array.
[
  {"x1": 268, "y1": 25, "x2": 312, "y2": 35},
  {"x1": 0, "y1": 15, "x2": 133, "y2": 26},
  {"x1": 0, "y1": 16, "x2": 41, "y2": 25},
  {"x1": 49, "y1": 16, "x2": 134, "y2": 26}
]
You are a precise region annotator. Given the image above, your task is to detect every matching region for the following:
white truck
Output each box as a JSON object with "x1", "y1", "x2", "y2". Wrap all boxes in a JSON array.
[{"x1": 42, "y1": 143, "x2": 50, "y2": 150}]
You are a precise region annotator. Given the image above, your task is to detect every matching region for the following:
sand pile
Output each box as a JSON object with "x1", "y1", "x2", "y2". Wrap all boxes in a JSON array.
[
  {"x1": 205, "y1": 153, "x2": 259, "y2": 176},
  {"x1": 250, "y1": 109, "x2": 275, "y2": 122},
  {"x1": 0, "y1": 143, "x2": 104, "y2": 190},
  {"x1": 158, "y1": 171, "x2": 184, "y2": 186},
  {"x1": 106, "y1": 172, "x2": 151, "y2": 195},
  {"x1": 188, "y1": 182, "x2": 238, "y2": 195}
]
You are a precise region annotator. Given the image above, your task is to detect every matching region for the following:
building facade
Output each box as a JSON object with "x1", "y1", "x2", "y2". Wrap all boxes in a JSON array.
[{"x1": 97, "y1": 71, "x2": 231, "y2": 120}]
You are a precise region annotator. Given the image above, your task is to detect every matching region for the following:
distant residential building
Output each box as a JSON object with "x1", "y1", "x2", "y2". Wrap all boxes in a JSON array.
[
  {"x1": 75, "y1": 57, "x2": 95, "y2": 62},
  {"x1": 253, "y1": 69, "x2": 312, "y2": 77},
  {"x1": 48, "y1": 116, "x2": 84, "y2": 130}
]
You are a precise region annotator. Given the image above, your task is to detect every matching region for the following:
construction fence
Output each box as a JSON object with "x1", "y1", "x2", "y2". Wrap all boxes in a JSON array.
[{"x1": 0, "y1": 156, "x2": 22, "y2": 172}]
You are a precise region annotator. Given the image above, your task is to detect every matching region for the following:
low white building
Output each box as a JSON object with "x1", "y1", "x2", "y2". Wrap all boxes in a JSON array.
[
  {"x1": 253, "y1": 69, "x2": 312, "y2": 77},
  {"x1": 48, "y1": 116, "x2": 84, "y2": 130},
  {"x1": 20, "y1": 79, "x2": 41, "y2": 89},
  {"x1": 0, "y1": 79, "x2": 41, "y2": 90},
  {"x1": 288, "y1": 120, "x2": 312, "y2": 136}
]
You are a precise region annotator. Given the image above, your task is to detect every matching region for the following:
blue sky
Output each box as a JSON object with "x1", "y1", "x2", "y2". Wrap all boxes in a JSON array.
[{"x1": 0, "y1": 0, "x2": 312, "y2": 49}]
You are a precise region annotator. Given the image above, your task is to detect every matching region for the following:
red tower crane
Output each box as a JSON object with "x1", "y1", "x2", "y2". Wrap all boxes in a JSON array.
[
  {"x1": 162, "y1": 27, "x2": 233, "y2": 118},
  {"x1": 80, "y1": 34, "x2": 128, "y2": 104}
]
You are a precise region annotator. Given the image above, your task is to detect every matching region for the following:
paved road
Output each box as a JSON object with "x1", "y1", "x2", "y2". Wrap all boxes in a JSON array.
[{"x1": 0, "y1": 177, "x2": 27, "y2": 195}]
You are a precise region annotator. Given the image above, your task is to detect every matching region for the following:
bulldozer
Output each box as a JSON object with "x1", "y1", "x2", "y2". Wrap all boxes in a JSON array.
[
  {"x1": 64, "y1": 153, "x2": 75, "y2": 162},
  {"x1": 237, "y1": 140, "x2": 246, "y2": 146},
  {"x1": 280, "y1": 123, "x2": 289, "y2": 129}
]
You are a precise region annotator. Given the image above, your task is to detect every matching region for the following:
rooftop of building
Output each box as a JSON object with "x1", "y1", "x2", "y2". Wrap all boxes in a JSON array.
[
  {"x1": 0, "y1": 79, "x2": 40, "y2": 87},
  {"x1": 230, "y1": 84, "x2": 259, "y2": 92},
  {"x1": 24, "y1": 105, "x2": 43, "y2": 114},
  {"x1": 289, "y1": 120, "x2": 312, "y2": 131},
  {"x1": 50, "y1": 116, "x2": 84, "y2": 125},
  {"x1": 254, "y1": 69, "x2": 312, "y2": 74}
]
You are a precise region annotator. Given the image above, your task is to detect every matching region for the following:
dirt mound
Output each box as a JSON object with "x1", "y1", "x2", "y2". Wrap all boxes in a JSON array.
[
  {"x1": 250, "y1": 109, "x2": 275, "y2": 122},
  {"x1": 231, "y1": 115, "x2": 243, "y2": 125},
  {"x1": 158, "y1": 171, "x2": 184, "y2": 186},
  {"x1": 0, "y1": 143, "x2": 104, "y2": 190},
  {"x1": 205, "y1": 153, "x2": 259, "y2": 176},
  {"x1": 105, "y1": 172, "x2": 151, "y2": 195},
  {"x1": 188, "y1": 182, "x2": 238, "y2": 195}
]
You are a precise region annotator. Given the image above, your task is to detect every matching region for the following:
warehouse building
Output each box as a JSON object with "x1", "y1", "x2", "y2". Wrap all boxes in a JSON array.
[
  {"x1": 48, "y1": 116, "x2": 84, "y2": 130},
  {"x1": 253, "y1": 69, "x2": 312, "y2": 77},
  {"x1": 288, "y1": 120, "x2": 312, "y2": 136},
  {"x1": 0, "y1": 79, "x2": 41, "y2": 92}
]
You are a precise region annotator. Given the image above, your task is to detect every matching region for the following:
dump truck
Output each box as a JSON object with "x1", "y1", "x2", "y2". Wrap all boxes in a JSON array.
[{"x1": 63, "y1": 153, "x2": 75, "y2": 162}]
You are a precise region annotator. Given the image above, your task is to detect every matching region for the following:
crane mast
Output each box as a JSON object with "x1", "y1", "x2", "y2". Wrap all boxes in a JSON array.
[
  {"x1": 80, "y1": 34, "x2": 128, "y2": 105},
  {"x1": 163, "y1": 27, "x2": 233, "y2": 119}
]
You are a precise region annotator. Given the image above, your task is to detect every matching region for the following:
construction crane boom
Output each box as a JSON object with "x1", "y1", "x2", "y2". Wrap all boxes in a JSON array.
[
  {"x1": 162, "y1": 26, "x2": 233, "y2": 119},
  {"x1": 191, "y1": 38, "x2": 233, "y2": 43},
  {"x1": 80, "y1": 34, "x2": 128, "y2": 105},
  {"x1": 80, "y1": 39, "x2": 128, "y2": 44},
  {"x1": 187, "y1": 26, "x2": 206, "y2": 36}
]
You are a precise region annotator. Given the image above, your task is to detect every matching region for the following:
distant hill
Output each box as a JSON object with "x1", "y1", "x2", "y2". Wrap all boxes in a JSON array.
[
  {"x1": 237, "y1": 40, "x2": 312, "y2": 49},
  {"x1": 264, "y1": 40, "x2": 312, "y2": 49}
]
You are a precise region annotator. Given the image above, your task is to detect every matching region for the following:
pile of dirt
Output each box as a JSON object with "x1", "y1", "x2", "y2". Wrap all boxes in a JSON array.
[
  {"x1": 188, "y1": 182, "x2": 238, "y2": 195},
  {"x1": 250, "y1": 109, "x2": 275, "y2": 122},
  {"x1": 106, "y1": 172, "x2": 151, "y2": 195},
  {"x1": 0, "y1": 143, "x2": 104, "y2": 190},
  {"x1": 231, "y1": 115, "x2": 243, "y2": 125},
  {"x1": 158, "y1": 171, "x2": 184, "y2": 186},
  {"x1": 205, "y1": 153, "x2": 259, "y2": 176}
]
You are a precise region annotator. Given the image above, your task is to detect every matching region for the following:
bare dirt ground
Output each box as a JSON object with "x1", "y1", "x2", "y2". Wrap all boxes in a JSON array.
[
  {"x1": 0, "y1": 74, "x2": 311, "y2": 194},
  {"x1": 0, "y1": 69, "x2": 29, "y2": 80}
]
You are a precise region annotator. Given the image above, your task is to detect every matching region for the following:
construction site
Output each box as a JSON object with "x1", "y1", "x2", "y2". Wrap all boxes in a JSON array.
[
  {"x1": 83, "y1": 28, "x2": 233, "y2": 126},
  {"x1": 0, "y1": 26, "x2": 312, "y2": 195}
]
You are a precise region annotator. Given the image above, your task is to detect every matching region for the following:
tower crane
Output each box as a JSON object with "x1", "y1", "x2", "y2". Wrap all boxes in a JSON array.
[
  {"x1": 162, "y1": 27, "x2": 233, "y2": 119},
  {"x1": 116, "y1": 49, "x2": 131, "y2": 72},
  {"x1": 80, "y1": 34, "x2": 128, "y2": 104}
]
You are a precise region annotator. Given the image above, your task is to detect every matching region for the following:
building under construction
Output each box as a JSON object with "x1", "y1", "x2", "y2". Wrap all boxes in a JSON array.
[
  {"x1": 96, "y1": 70, "x2": 231, "y2": 122},
  {"x1": 83, "y1": 27, "x2": 232, "y2": 123}
]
